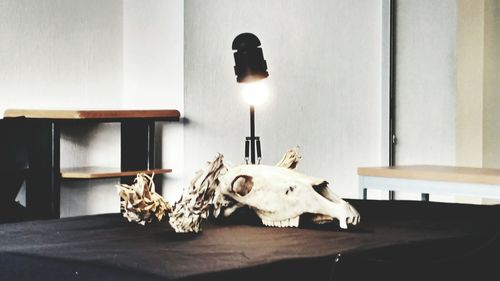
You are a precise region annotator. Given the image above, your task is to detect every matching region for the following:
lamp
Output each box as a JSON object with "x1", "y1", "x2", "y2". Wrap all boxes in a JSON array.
[{"x1": 232, "y1": 33, "x2": 269, "y2": 164}]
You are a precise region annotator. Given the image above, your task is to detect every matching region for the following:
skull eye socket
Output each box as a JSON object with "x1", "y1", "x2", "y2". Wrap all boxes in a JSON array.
[{"x1": 231, "y1": 175, "x2": 254, "y2": 197}]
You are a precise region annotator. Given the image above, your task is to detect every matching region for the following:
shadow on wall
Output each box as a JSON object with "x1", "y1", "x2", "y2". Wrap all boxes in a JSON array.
[{"x1": 0, "y1": 118, "x2": 29, "y2": 223}]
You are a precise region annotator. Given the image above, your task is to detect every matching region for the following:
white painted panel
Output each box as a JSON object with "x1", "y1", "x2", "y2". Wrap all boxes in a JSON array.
[
  {"x1": 456, "y1": 0, "x2": 484, "y2": 167},
  {"x1": 395, "y1": 0, "x2": 457, "y2": 201},
  {"x1": 483, "y1": 0, "x2": 500, "y2": 169},
  {"x1": 395, "y1": 0, "x2": 457, "y2": 166}
]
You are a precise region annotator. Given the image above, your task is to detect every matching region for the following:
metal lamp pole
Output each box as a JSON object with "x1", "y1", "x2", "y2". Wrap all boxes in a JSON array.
[{"x1": 245, "y1": 105, "x2": 261, "y2": 164}]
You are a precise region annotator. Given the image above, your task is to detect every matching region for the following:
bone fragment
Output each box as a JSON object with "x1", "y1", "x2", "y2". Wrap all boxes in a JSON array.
[
  {"x1": 276, "y1": 146, "x2": 301, "y2": 169},
  {"x1": 117, "y1": 173, "x2": 171, "y2": 225},
  {"x1": 168, "y1": 155, "x2": 227, "y2": 233}
]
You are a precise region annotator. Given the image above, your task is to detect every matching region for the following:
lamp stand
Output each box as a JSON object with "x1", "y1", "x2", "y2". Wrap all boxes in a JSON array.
[{"x1": 245, "y1": 105, "x2": 262, "y2": 164}]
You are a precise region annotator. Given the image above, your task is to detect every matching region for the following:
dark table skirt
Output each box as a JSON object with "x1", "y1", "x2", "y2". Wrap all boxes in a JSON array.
[{"x1": 1, "y1": 199, "x2": 499, "y2": 281}]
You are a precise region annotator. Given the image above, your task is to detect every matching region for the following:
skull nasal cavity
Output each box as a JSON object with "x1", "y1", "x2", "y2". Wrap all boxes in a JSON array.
[{"x1": 231, "y1": 175, "x2": 254, "y2": 196}]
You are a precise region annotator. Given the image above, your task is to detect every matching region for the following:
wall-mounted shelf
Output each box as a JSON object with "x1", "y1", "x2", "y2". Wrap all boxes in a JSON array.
[
  {"x1": 4, "y1": 108, "x2": 180, "y2": 220},
  {"x1": 61, "y1": 167, "x2": 172, "y2": 179}
]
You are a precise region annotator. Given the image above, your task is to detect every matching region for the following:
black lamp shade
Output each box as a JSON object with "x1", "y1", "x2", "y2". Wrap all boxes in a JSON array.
[{"x1": 232, "y1": 33, "x2": 269, "y2": 83}]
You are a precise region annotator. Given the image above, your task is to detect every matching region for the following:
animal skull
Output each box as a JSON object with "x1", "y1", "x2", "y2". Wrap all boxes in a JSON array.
[
  {"x1": 215, "y1": 164, "x2": 360, "y2": 229},
  {"x1": 167, "y1": 148, "x2": 360, "y2": 232}
]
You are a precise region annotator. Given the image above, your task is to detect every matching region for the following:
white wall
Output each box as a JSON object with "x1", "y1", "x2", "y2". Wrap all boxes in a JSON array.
[
  {"x1": 0, "y1": 0, "x2": 124, "y2": 216},
  {"x1": 0, "y1": 0, "x2": 123, "y2": 113},
  {"x1": 123, "y1": 1, "x2": 183, "y2": 110},
  {"x1": 123, "y1": 0, "x2": 184, "y2": 202},
  {"x1": 184, "y1": 0, "x2": 384, "y2": 198}
]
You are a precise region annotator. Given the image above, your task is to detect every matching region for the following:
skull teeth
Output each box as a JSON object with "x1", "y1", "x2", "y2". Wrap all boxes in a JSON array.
[{"x1": 261, "y1": 216, "x2": 299, "y2": 228}]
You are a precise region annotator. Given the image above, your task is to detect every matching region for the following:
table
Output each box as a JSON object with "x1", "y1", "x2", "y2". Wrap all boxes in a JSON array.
[
  {"x1": 3, "y1": 109, "x2": 180, "y2": 220},
  {"x1": 1, "y1": 199, "x2": 499, "y2": 281},
  {"x1": 358, "y1": 165, "x2": 500, "y2": 201}
]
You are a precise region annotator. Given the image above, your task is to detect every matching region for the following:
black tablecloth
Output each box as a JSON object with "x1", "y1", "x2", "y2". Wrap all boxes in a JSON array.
[{"x1": 1, "y1": 200, "x2": 500, "y2": 281}]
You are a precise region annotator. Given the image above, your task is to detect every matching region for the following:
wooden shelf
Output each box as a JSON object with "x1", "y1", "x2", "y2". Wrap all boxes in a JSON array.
[
  {"x1": 4, "y1": 109, "x2": 180, "y2": 121},
  {"x1": 61, "y1": 167, "x2": 172, "y2": 179},
  {"x1": 3, "y1": 107, "x2": 180, "y2": 219}
]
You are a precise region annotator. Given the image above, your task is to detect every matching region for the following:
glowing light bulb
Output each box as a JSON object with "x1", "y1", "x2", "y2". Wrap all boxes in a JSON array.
[{"x1": 241, "y1": 80, "x2": 269, "y2": 106}]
